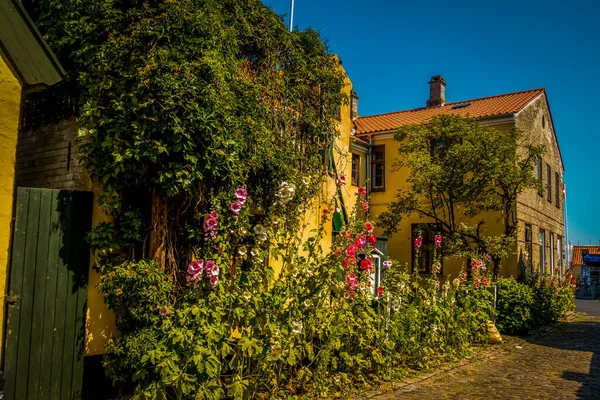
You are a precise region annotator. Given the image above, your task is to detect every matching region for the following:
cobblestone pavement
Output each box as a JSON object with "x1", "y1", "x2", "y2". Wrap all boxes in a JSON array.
[{"x1": 374, "y1": 311, "x2": 600, "y2": 399}]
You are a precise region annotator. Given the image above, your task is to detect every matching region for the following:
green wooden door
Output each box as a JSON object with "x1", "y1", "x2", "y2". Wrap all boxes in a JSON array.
[{"x1": 4, "y1": 188, "x2": 93, "y2": 400}]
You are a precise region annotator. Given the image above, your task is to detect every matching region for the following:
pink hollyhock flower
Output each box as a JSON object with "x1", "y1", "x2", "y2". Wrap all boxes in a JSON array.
[
  {"x1": 336, "y1": 176, "x2": 347, "y2": 186},
  {"x1": 204, "y1": 211, "x2": 218, "y2": 231},
  {"x1": 354, "y1": 235, "x2": 366, "y2": 248},
  {"x1": 334, "y1": 248, "x2": 342, "y2": 257},
  {"x1": 377, "y1": 286, "x2": 384, "y2": 297},
  {"x1": 360, "y1": 258, "x2": 372, "y2": 271},
  {"x1": 351, "y1": 292, "x2": 356, "y2": 298},
  {"x1": 343, "y1": 291, "x2": 350, "y2": 299},
  {"x1": 346, "y1": 245, "x2": 358, "y2": 257},
  {"x1": 362, "y1": 202, "x2": 369, "y2": 212},
  {"x1": 474, "y1": 282, "x2": 481, "y2": 289},
  {"x1": 414, "y1": 235, "x2": 423, "y2": 249},
  {"x1": 356, "y1": 187, "x2": 366, "y2": 195},
  {"x1": 230, "y1": 201, "x2": 243, "y2": 214},
  {"x1": 234, "y1": 188, "x2": 248, "y2": 203},
  {"x1": 435, "y1": 280, "x2": 440, "y2": 289},
  {"x1": 367, "y1": 235, "x2": 377, "y2": 245},
  {"x1": 187, "y1": 259, "x2": 204, "y2": 276},
  {"x1": 341, "y1": 258, "x2": 349, "y2": 269},
  {"x1": 460, "y1": 272, "x2": 467, "y2": 280},
  {"x1": 383, "y1": 260, "x2": 392, "y2": 269},
  {"x1": 483, "y1": 278, "x2": 489, "y2": 287},
  {"x1": 365, "y1": 221, "x2": 374, "y2": 233},
  {"x1": 485, "y1": 254, "x2": 492, "y2": 262},
  {"x1": 434, "y1": 235, "x2": 442, "y2": 247},
  {"x1": 345, "y1": 273, "x2": 357, "y2": 283},
  {"x1": 209, "y1": 276, "x2": 218, "y2": 287},
  {"x1": 205, "y1": 260, "x2": 219, "y2": 277}
]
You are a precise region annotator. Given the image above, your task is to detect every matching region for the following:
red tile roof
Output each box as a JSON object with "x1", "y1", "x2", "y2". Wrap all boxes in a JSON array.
[
  {"x1": 571, "y1": 246, "x2": 600, "y2": 266},
  {"x1": 354, "y1": 88, "x2": 545, "y2": 135}
]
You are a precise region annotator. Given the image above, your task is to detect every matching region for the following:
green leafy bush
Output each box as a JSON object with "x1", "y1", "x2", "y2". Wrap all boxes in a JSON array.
[
  {"x1": 532, "y1": 273, "x2": 576, "y2": 326},
  {"x1": 495, "y1": 277, "x2": 535, "y2": 335},
  {"x1": 496, "y1": 272, "x2": 575, "y2": 335}
]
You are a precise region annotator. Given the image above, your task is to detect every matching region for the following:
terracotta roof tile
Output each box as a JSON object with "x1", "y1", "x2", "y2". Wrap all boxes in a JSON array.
[
  {"x1": 571, "y1": 246, "x2": 600, "y2": 266},
  {"x1": 354, "y1": 89, "x2": 545, "y2": 135}
]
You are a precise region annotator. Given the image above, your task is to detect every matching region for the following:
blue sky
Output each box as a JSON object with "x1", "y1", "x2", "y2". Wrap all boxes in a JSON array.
[{"x1": 265, "y1": 0, "x2": 600, "y2": 248}]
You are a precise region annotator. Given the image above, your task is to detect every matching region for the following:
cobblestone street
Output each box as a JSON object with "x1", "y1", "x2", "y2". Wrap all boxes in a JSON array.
[{"x1": 375, "y1": 300, "x2": 600, "y2": 399}]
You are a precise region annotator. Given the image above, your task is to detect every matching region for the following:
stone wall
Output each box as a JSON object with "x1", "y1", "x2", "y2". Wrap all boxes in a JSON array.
[
  {"x1": 515, "y1": 94, "x2": 565, "y2": 274},
  {"x1": 15, "y1": 117, "x2": 91, "y2": 191}
]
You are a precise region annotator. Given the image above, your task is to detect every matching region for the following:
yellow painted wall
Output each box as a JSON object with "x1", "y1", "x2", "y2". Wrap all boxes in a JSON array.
[
  {"x1": 85, "y1": 184, "x2": 117, "y2": 356},
  {"x1": 0, "y1": 55, "x2": 22, "y2": 359}
]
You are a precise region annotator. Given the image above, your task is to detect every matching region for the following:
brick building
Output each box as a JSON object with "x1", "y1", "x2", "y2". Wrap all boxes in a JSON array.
[{"x1": 352, "y1": 76, "x2": 566, "y2": 278}]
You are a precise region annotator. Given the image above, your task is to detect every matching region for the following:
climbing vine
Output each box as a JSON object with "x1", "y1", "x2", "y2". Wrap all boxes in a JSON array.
[{"x1": 28, "y1": 0, "x2": 347, "y2": 271}]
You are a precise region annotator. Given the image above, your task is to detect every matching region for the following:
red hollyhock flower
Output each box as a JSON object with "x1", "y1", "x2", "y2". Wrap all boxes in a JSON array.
[
  {"x1": 360, "y1": 258, "x2": 372, "y2": 271},
  {"x1": 346, "y1": 245, "x2": 358, "y2": 257},
  {"x1": 377, "y1": 286, "x2": 384, "y2": 297},
  {"x1": 367, "y1": 234, "x2": 377, "y2": 245},
  {"x1": 365, "y1": 221, "x2": 374, "y2": 233}
]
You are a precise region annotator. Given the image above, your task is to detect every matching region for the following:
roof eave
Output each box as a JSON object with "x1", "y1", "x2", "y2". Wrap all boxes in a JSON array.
[{"x1": 0, "y1": 0, "x2": 66, "y2": 91}]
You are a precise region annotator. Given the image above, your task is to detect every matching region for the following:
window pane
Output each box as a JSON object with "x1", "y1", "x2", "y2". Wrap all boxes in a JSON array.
[
  {"x1": 351, "y1": 154, "x2": 359, "y2": 185},
  {"x1": 539, "y1": 229, "x2": 546, "y2": 274},
  {"x1": 374, "y1": 164, "x2": 384, "y2": 188}
]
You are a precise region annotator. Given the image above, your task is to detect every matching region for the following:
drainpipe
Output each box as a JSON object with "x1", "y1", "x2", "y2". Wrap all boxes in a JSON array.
[{"x1": 366, "y1": 134, "x2": 373, "y2": 200}]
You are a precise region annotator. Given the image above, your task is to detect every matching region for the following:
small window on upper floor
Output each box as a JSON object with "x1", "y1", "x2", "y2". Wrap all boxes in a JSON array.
[
  {"x1": 542, "y1": 115, "x2": 546, "y2": 129},
  {"x1": 351, "y1": 153, "x2": 360, "y2": 186},
  {"x1": 537, "y1": 157, "x2": 543, "y2": 196},
  {"x1": 371, "y1": 146, "x2": 385, "y2": 191}
]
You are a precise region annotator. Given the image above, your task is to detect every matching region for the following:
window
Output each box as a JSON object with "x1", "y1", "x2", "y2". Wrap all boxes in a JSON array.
[
  {"x1": 333, "y1": 106, "x2": 341, "y2": 119},
  {"x1": 525, "y1": 224, "x2": 533, "y2": 269},
  {"x1": 550, "y1": 232, "x2": 555, "y2": 274},
  {"x1": 542, "y1": 115, "x2": 546, "y2": 129},
  {"x1": 539, "y1": 229, "x2": 546, "y2": 274},
  {"x1": 557, "y1": 236, "x2": 563, "y2": 275},
  {"x1": 546, "y1": 164, "x2": 552, "y2": 202},
  {"x1": 412, "y1": 224, "x2": 442, "y2": 275},
  {"x1": 351, "y1": 154, "x2": 360, "y2": 186},
  {"x1": 371, "y1": 145, "x2": 385, "y2": 191},
  {"x1": 537, "y1": 157, "x2": 543, "y2": 196},
  {"x1": 555, "y1": 172, "x2": 560, "y2": 208}
]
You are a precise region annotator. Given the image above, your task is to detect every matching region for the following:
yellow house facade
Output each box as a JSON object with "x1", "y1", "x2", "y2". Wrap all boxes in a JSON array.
[{"x1": 352, "y1": 76, "x2": 565, "y2": 280}]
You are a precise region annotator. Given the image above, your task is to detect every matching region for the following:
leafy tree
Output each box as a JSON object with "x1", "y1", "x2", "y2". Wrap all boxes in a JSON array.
[{"x1": 378, "y1": 115, "x2": 544, "y2": 276}]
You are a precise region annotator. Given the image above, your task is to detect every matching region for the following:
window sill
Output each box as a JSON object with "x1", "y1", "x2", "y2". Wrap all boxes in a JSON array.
[{"x1": 371, "y1": 188, "x2": 385, "y2": 192}]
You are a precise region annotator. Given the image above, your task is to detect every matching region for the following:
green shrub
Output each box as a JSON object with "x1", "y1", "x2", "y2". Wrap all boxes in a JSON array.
[
  {"x1": 496, "y1": 274, "x2": 575, "y2": 336},
  {"x1": 532, "y1": 275, "x2": 576, "y2": 326},
  {"x1": 495, "y1": 277, "x2": 535, "y2": 335}
]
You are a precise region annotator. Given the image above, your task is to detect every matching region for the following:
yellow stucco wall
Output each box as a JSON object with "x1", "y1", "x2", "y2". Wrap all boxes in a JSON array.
[
  {"x1": 85, "y1": 185, "x2": 117, "y2": 356},
  {"x1": 0, "y1": 55, "x2": 22, "y2": 360}
]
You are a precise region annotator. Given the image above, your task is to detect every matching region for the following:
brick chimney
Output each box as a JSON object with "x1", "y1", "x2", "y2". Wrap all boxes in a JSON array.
[
  {"x1": 426, "y1": 75, "x2": 446, "y2": 108},
  {"x1": 350, "y1": 90, "x2": 359, "y2": 120}
]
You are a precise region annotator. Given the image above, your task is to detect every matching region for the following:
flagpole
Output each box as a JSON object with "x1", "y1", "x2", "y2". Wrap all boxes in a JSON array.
[{"x1": 289, "y1": 0, "x2": 295, "y2": 31}]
